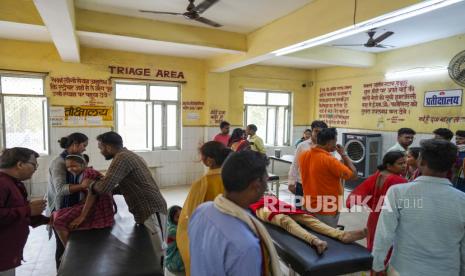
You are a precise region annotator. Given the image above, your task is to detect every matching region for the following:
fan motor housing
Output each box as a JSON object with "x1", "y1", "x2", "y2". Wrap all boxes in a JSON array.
[
  {"x1": 342, "y1": 133, "x2": 383, "y2": 178},
  {"x1": 449, "y1": 50, "x2": 465, "y2": 87}
]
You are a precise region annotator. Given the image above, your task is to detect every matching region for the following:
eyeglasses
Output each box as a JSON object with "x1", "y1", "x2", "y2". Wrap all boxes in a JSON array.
[{"x1": 25, "y1": 161, "x2": 39, "y2": 169}]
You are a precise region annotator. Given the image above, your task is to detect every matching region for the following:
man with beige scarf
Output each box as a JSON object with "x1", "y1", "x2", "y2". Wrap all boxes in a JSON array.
[{"x1": 188, "y1": 151, "x2": 281, "y2": 276}]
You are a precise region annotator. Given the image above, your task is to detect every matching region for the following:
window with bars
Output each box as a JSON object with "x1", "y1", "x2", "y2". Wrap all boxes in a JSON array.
[
  {"x1": 244, "y1": 90, "x2": 291, "y2": 146},
  {"x1": 115, "y1": 82, "x2": 181, "y2": 151},
  {"x1": 0, "y1": 75, "x2": 48, "y2": 154}
]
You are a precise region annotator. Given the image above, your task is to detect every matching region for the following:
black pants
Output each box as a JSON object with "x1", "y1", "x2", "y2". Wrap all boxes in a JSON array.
[
  {"x1": 53, "y1": 228, "x2": 65, "y2": 270},
  {"x1": 294, "y1": 182, "x2": 304, "y2": 209}
]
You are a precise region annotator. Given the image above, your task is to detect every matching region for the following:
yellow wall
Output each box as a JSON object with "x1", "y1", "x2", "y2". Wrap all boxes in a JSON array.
[
  {"x1": 205, "y1": 72, "x2": 230, "y2": 126},
  {"x1": 0, "y1": 0, "x2": 44, "y2": 25},
  {"x1": 0, "y1": 39, "x2": 313, "y2": 127},
  {"x1": 314, "y1": 34, "x2": 465, "y2": 133},
  {"x1": 0, "y1": 39, "x2": 208, "y2": 126},
  {"x1": 2, "y1": 34, "x2": 464, "y2": 132},
  {"x1": 228, "y1": 65, "x2": 314, "y2": 126}
]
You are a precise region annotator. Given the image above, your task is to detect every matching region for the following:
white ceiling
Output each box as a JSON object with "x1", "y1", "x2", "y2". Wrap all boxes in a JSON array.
[
  {"x1": 259, "y1": 0, "x2": 465, "y2": 68},
  {"x1": 327, "y1": 0, "x2": 465, "y2": 53},
  {"x1": 75, "y1": 0, "x2": 313, "y2": 33}
]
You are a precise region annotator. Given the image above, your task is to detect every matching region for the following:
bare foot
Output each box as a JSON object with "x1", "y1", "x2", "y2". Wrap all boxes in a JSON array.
[
  {"x1": 340, "y1": 228, "x2": 367, "y2": 243},
  {"x1": 311, "y1": 238, "x2": 328, "y2": 254}
]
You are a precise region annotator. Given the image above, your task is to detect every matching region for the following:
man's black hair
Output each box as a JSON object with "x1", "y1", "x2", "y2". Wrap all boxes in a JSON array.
[
  {"x1": 316, "y1": 127, "x2": 337, "y2": 146},
  {"x1": 433, "y1": 128, "x2": 454, "y2": 141},
  {"x1": 419, "y1": 139, "x2": 457, "y2": 172},
  {"x1": 97, "y1": 131, "x2": 124, "y2": 148},
  {"x1": 247, "y1": 124, "x2": 258, "y2": 132},
  {"x1": 221, "y1": 151, "x2": 269, "y2": 192},
  {"x1": 456, "y1": 130, "x2": 465, "y2": 138},
  {"x1": 220, "y1": 121, "x2": 230, "y2": 129},
  {"x1": 310, "y1": 120, "x2": 328, "y2": 130},
  {"x1": 398, "y1": 128, "x2": 416, "y2": 136}
]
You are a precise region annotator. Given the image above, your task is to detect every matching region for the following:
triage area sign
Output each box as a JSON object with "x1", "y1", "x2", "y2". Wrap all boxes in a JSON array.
[{"x1": 424, "y1": 89, "x2": 462, "y2": 107}]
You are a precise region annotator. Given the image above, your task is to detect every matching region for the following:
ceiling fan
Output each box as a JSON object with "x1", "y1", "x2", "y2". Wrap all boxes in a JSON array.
[
  {"x1": 333, "y1": 29, "x2": 395, "y2": 48},
  {"x1": 139, "y1": 0, "x2": 222, "y2": 28}
]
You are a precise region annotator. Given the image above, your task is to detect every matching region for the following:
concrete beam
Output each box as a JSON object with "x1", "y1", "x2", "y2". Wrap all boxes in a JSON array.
[
  {"x1": 33, "y1": 0, "x2": 80, "y2": 62},
  {"x1": 289, "y1": 46, "x2": 376, "y2": 67},
  {"x1": 75, "y1": 9, "x2": 247, "y2": 53}
]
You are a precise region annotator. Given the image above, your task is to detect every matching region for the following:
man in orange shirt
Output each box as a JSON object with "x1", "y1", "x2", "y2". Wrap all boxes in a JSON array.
[{"x1": 300, "y1": 128, "x2": 357, "y2": 227}]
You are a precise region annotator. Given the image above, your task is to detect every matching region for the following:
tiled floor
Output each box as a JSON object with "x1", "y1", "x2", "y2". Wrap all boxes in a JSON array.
[{"x1": 17, "y1": 183, "x2": 369, "y2": 276}]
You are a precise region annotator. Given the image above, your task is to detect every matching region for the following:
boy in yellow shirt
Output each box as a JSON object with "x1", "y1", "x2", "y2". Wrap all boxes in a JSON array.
[{"x1": 246, "y1": 124, "x2": 266, "y2": 154}]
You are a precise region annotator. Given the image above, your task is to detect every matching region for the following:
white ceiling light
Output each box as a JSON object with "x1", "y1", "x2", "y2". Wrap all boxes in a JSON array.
[
  {"x1": 385, "y1": 66, "x2": 448, "y2": 79},
  {"x1": 273, "y1": 0, "x2": 465, "y2": 56}
]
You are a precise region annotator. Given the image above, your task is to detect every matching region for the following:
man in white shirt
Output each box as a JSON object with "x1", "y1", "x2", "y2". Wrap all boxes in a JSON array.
[
  {"x1": 288, "y1": 120, "x2": 328, "y2": 208},
  {"x1": 387, "y1": 128, "x2": 416, "y2": 153},
  {"x1": 373, "y1": 139, "x2": 465, "y2": 275}
]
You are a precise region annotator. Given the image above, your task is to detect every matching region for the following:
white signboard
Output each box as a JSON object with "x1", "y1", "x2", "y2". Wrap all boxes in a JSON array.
[
  {"x1": 424, "y1": 89, "x2": 462, "y2": 107},
  {"x1": 187, "y1": 112, "x2": 200, "y2": 121}
]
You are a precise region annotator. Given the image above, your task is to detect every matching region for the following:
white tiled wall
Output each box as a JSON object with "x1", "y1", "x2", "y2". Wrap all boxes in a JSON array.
[{"x1": 30, "y1": 127, "x2": 206, "y2": 197}]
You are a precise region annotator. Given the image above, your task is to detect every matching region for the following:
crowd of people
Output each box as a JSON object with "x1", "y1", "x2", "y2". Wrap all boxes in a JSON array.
[
  {"x1": 1, "y1": 120, "x2": 465, "y2": 276},
  {"x1": 1, "y1": 131, "x2": 168, "y2": 276},
  {"x1": 186, "y1": 121, "x2": 465, "y2": 275}
]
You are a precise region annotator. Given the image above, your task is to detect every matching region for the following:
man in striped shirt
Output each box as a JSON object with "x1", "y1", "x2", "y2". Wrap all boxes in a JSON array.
[{"x1": 87, "y1": 132, "x2": 167, "y2": 255}]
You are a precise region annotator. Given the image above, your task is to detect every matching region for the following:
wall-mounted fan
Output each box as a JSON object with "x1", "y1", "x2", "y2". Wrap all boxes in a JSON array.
[
  {"x1": 139, "y1": 0, "x2": 222, "y2": 27},
  {"x1": 449, "y1": 50, "x2": 465, "y2": 87},
  {"x1": 333, "y1": 29, "x2": 394, "y2": 48}
]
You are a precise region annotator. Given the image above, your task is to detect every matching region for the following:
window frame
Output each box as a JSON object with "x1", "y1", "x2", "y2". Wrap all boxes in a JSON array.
[
  {"x1": 243, "y1": 89, "x2": 292, "y2": 146},
  {"x1": 114, "y1": 81, "x2": 181, "y2": 151},
  {"x1": 0, "y1": 73, "x2": 49, "y2": 155}
]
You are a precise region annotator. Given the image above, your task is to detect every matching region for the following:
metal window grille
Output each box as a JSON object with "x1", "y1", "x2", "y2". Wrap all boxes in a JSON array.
[
  {"x1": 115, "y1": 81, "x2": 181, "y2": 151},
  {"x1": 0, "y1": 74, "x2": 48, "y2": 154}
]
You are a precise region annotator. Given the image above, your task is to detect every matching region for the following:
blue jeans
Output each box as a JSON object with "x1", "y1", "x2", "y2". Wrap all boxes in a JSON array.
[{"x1": 456, "y1": 177, "x2": 465, "y2": 193}]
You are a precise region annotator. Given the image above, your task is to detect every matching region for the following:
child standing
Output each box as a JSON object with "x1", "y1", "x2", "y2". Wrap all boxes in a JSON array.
[
  {"x1": 165, "y1": 205, "x2": 184, "y2": 275},
  {"x1": 53, "y1": 154, "x2": 115, "y2": 246}
]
